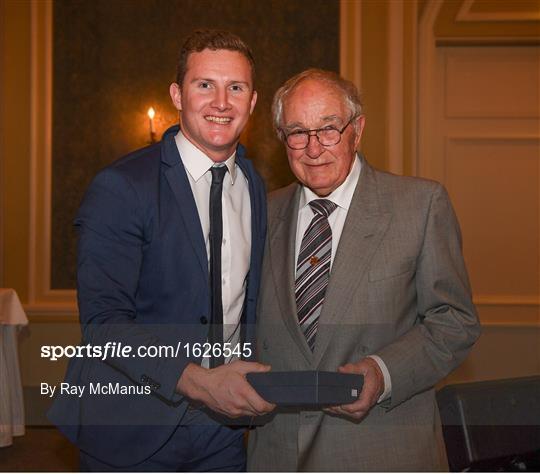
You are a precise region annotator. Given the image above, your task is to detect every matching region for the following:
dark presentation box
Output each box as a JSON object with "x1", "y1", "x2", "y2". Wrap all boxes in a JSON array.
[{"x1": 247, "y1": 370, "x2": 364, "y2": 406}]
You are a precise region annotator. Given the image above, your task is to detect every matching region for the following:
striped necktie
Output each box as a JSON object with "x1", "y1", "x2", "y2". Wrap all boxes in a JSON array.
[{"x1": 295, "y1": 199, "x2": 337, "y2": 351}]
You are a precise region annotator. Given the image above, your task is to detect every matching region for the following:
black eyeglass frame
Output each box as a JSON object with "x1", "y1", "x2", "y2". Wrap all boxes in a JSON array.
[{"x1": 280, "y1": 116, "x2": 357, "y2": 150}]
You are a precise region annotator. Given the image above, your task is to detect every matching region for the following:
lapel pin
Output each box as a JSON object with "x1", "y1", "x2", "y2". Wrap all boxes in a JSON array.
[{"x1": 310, "y1": 256, "x2": 319, "y2": 266}]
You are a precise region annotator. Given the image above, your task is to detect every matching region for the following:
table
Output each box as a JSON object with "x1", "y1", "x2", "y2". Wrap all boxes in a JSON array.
[{"x1": 0, "y1": 288, "x2": 28, "y2": 447}]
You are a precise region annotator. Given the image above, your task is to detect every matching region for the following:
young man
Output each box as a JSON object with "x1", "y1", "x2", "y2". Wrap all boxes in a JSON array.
[{"x1": 50, "y1": 29, "x2": 273, "y2": 471}]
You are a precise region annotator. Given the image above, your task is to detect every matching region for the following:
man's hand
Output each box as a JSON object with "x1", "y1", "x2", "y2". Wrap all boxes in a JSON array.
[
  {"x1": 176, "y1": 361, "x2": 276, "y2": 418},
  {"x1": 325, "y1": 357, "x2": 385, "y2": 420}
]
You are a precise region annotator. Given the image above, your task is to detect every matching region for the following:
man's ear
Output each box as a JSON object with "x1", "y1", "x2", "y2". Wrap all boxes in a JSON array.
[
  {"x1": 169, "y1": 83, "x2": 182, "y2": 111},
  {"x1": 354, "y1": 115, "x2": 366, "y2": 149},
  {"x1": 249, "y1": 90, "x2": 258, "y2": 115}
]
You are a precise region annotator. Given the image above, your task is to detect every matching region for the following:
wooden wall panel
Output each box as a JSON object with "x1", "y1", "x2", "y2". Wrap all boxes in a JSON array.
[
  {"x1": 445, "y1": 137, "x2": 539, "y2": 299},
  {"x1": 418, "y1": 0, "x2": 540, "y2": 385},
  {"x1": 431, "y1": 45, "x2": 539, "y2": 332},
  {"x1": 445, "y1": 48, "x2": 540, "y2": 118}
]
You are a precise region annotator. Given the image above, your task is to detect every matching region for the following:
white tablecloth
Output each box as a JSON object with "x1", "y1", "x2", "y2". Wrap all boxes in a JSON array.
[{"x1": 0, "y1": 288, "x2": 28, "y2": 447}]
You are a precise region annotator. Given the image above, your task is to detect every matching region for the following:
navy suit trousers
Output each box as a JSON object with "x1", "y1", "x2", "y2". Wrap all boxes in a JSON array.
[{"x1": 80, "y1": 408, "x2": 246, "y2": 472}]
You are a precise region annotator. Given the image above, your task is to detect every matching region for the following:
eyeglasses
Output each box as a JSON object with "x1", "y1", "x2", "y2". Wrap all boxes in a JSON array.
[{"x1": 281, "y1": 117, "x2": 355, "y2": 150}]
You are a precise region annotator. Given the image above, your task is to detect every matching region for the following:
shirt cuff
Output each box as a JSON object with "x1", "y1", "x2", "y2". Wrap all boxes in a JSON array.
[{"x1": 367, "y1": 354, "x2": 392, "y2": 403}]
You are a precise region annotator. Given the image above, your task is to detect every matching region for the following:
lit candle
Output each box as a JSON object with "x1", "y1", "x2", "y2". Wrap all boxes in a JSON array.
[
  {"x1": 148, "y1": 107, "x2": 156, "y2": 132},
  {"x1": 147, "y1": 107, "x2": 156, "y2": 143}
]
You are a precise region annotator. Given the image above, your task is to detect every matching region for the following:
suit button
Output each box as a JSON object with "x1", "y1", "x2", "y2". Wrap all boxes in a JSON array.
[
  {"x1": 262, "y1": 339, "x2": 269, "y2": 350},
  {"x1": 200, "y1": 316, "x2": 208, "y2": 325}
]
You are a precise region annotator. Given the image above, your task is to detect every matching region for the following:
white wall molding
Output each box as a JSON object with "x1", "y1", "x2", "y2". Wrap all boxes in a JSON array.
[
  {"x1": 387, "y1": 0, "x2": 404, "y2": 175},
  {"x1": 24, "y1": 301, "x2": 78, "y2": 320},
  {"x1": 417, "y1": 0, "x2": 443, "y2": 177},
  {"x1": 480, "y1": 321, "x2": 540, "y2": 328},
  {"x1": 0, "y1": 0, "x2": 5, "y2": 287},
  {"x1": 446, "y1": 136, "x2": 540, "y2": 145},
  {"x1": 456, "y1": 0, "x2": 540, "y2": 23},
  {"x1": 474, "y1": 295, "x2": 540, "y2": 306},
  {"x1": 437, "y1": 36, "x2": 540, "y2": 46},
  {"x1": 29, "y1": 0, "x2": 77, "y2": 314},
  {"x1": 339, "y1": 0, "x2": 362, "y2": 94}
]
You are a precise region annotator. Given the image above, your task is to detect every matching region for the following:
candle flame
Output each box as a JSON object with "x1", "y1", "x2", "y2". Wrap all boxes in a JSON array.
[{"x1": 147, "y1": 107, "x2": 155, "y2": 119}]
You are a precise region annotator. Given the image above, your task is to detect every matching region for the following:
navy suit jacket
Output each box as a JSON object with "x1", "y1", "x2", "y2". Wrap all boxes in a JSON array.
[{"x1": 49, "y1": 126, "x2": 267, "y2": 467}]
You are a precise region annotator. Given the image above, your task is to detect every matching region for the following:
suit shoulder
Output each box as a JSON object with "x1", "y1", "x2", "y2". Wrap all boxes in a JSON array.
[
  {"x1": 369, "y1": 167, "x2": 446, "y2": 207},
  {"x1": 90, "y1": 143, "x2": 162, "y2": 192},
  {"x1": 82, "y1": 144, "x2": 163, "y2": 218},
  {"x1": 105, "y1": 143, "x2": 161, "y2": 180},
  {"x1": 373, "y1": 167, "x2": 441, "y2": 192}
]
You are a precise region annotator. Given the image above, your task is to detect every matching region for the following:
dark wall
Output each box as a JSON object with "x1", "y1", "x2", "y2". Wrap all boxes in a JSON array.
[{"x1": 51, "y1": 0, "x2": 339, "y2": 289}]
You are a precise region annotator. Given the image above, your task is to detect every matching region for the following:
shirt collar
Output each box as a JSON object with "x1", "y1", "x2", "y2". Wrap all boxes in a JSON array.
[
  {"x1": 174, "y1": 130, "x2": 237, "y2": 184},
  {"x1": 299, "y1": 154, "x2": 362, "y2": 212}
]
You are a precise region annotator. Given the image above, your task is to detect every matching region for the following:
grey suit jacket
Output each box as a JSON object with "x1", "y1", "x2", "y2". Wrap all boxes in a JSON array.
[{"x1": 248, "y1": 159, "x2": 480, "y2": 472}]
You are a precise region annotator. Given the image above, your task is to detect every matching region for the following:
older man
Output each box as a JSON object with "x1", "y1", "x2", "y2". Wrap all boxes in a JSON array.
[{"x1": 247, "y1": 69, "x2": 480, "y2": 471}]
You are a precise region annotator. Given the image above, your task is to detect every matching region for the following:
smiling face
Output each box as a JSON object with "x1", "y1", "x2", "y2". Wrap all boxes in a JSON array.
[
  {"x1": 281, "y1": 79, "x2": 365, "y2": 196},
  {"x1": 169, "y1": 49, "x2": 257, "y2": 162}
]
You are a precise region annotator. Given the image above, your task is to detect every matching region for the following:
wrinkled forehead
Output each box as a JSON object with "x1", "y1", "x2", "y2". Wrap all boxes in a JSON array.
[{"x1": 283, "y1": 79, "x2": 349, "y2": 126}]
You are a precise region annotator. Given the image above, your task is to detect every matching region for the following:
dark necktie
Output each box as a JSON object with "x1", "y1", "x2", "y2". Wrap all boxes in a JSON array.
[
  {"x1": 209, "y1": 165, "x2": 227, "y2": 368},
  {"x1": 295, "y1": 199, "x2": 338, "y2": 351}
]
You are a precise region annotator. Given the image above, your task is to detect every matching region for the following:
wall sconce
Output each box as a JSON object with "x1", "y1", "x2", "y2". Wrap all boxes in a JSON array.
[{"x1": 147, "y1": 107, "x2": 156, "y2": 144}]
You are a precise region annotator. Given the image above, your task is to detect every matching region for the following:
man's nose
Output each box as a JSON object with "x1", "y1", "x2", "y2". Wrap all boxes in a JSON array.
[
  {"x1": 211, "y1": 88, "x2": 230, "y2": 110},
  {"x1": 305, "y1": 133, "x2": 324, "y2": 159}
]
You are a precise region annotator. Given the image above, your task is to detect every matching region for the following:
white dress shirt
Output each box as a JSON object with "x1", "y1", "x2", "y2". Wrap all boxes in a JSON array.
[
  {"x1": 295, "y1": 155, "x2": 392, "y2": 401},
  {"x1": 175, "y1": 131, "x2": 251, "y2": 364}
]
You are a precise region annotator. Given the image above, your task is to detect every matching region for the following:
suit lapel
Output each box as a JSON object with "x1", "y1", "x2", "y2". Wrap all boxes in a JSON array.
[
  {"x1": 269, "y1": 185, "x2": 314, "y2": 365},
  {"x1": 236, "y1": 154, "x2": 261, "y2": 330},
  {"x1": 236, "y1": 154, "x2": 260, "y2": 260},
  {"x1": 313, "y1": 161, "x2": 392, "y2": 365},
  {"x1": 161, "y1": 133, "x2": 208, "y2": 278}
]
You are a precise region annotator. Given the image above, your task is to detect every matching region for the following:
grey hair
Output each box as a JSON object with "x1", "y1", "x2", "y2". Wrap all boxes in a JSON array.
[{"x1": 272, "y1": 68, "x2": 363, "y2": 138}]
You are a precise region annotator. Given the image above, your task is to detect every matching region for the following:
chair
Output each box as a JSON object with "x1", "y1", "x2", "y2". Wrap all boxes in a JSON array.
[{"x1": 437, "y1": 376, "x2": 540, "y2": 471}]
